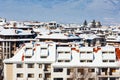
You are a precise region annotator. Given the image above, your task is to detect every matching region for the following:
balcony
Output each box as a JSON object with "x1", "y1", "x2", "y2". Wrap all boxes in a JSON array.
[
  {"x1": 44, "y1": 73, "x2": 51, "y2": 80},
  {"x1": 97, "y1": 68, "x2": 120, "y2": 77},
  {"x1": 44, "y1": 64, "x2": 51, "y2": 72}
]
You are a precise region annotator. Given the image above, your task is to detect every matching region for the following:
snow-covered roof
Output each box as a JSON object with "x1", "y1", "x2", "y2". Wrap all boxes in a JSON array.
[
  {"x1": 0, "y1": 29, "x2": 33, "y2": 36},
  {"x1": 101, "y1": 45, "x2": 115, "y2": 51},
  {"x1": 80, "y1": 47, "x2": 93, "y2": 51},
  {"x1": 79, "y1": 34, "x2": 99, "y2": 40},
  {"x1": 33, "y1": 27, "x2": 50, "y2": 34},
  {"x1": 3, "y1": 42, "x2": 56, "y2": 63},
  {"x1": 3, "y1": 42, "x2": 120, "y2": 68},
  {"x1": 36, "y1": 33, "x2": 80, "y2": 40},
  {"x1": 106, "y1": 35, "x2": 120, "y2": 42}
]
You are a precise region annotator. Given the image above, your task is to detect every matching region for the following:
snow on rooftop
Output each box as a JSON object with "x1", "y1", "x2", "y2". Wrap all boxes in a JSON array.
[
  {"x1": 33, "y1": 27, "x2": 50, "y2": 34},
  {"x1": 79, "y1": 34, "x2": 99, "y2": 40},
  {"x1": 3, "y1": 42, "x2": 120, "y2": 67},
  {"x1": 80, "y1": 47, "x2": 93, "y2": 51},
  {"x1": 36, "y1": 33, "x2": 80, "y2": 40},
  {"x1": 57, "y1": 47, "x2": 71, "y2": 52},
  {"x1": 101, "y1": 45, "x2": 115, "y2": 51},
  {"x1": 0, "y1": 29, "x2": 32, "y2": 35}
]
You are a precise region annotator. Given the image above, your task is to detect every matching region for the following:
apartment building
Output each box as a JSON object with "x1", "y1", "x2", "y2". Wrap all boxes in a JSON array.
[
  {"x1": 3, "y1": 42, "x2": 120, "y2": 80},
  {"x1": 0, "y1": 28, "x2": 36, "y2": 79}
]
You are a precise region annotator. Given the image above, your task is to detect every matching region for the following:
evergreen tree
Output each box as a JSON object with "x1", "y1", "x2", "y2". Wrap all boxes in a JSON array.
[
  {"x1": 92, "y1": 19, "x2": 96, "y2": 28},
  {"x1": 96, "y1": 21, "x2": 102, "y2": 27},
  {"x1": 83, "y1": 20, "x2": 87, "y2": 27}
]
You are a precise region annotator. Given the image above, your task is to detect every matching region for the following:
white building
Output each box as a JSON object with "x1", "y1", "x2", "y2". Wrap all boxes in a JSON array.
[{"x1": 3, "y1": 42, "x2": 120, "y2": 80}]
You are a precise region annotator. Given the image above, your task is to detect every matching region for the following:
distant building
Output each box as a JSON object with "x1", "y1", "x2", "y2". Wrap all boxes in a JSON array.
[{"x1": 0, "y1": 17, "x2": 6, "y2": 26}]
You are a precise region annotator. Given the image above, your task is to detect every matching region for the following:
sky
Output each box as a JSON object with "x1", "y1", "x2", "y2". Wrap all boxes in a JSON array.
[{"x1": 0, "y1": 0, "x2": 120, "y2": 25}]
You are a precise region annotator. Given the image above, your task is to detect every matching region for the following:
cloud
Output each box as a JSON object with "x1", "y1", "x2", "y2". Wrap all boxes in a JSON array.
[
  {"x1": 104, "y1": 17, "x2": 114, "y2": 20},
  {"x1": 0, "y1": 0, "x2": 120, "y2": 25}
]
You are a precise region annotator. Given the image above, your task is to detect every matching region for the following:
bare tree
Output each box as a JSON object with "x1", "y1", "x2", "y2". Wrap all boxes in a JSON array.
[{"x1": 70, "y1": 68, "x2": 95, "y2": 80}]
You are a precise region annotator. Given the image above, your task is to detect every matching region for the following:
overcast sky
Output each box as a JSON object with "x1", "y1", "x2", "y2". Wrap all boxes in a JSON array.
[{"x1": 0, "y1": 0, "x2": 120, "y2": 25}]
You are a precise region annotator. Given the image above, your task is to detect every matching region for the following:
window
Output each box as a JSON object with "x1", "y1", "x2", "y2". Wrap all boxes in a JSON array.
[
  {"x1": 58, "y1": 60, "x2": 64, "y2": 62},
  {"x1": 99, "y1": 77, "x2": 108, "y2": 80},
  {"x1": 110, "y1": 78, "x2": 116, "y2": 80},
  {"x1": 109, "y1": 51, "x2": 114, "y2": 54},
  {"x1": 110, "y1": 68, "x2": 116, "y2": 72},
  {"x1": 78, "y1": 78, "x2": 84, "y2": 80},
  {"x1": 87, "y1": 60, "x2": 92, "y2": 62},
  {"x1": 41, "y1": 56, "x2": 47, "y2": 58},
  {"x1": 58, "y1": 51, "x2": 63, "y2": 54},
  {"x1": 28, "y1": 73, "x2": 34, "y2": 78},
  {"x1": 44, "y1": 64, "x2": 51, "y2": 71},
  {"x1": 54, "y1": 68, "x2": 63, "y2": 72},
  {"x1": 45, "y1": 73, "x2": 51, "y2": 78},
  {"x1": 67, "y1": 68, "x2": 73, "y2": 75},
  {"x1": 41, "y1": 48, "x2": 47, "y2": 50},
  {"x1": 17, "y1": 73, "x2": 23, "y2": 78},
  {"x1": 87, "y1": 51, "x2": 92, "y2": 54},
  {"x1": 25, "y1": 56, "x2": 32, "y2": 58},
  {"x1": 65, "y1": 51, "x2": 70, "y2": 54},
  {"x1": 16, "y1": 64, "x2": 23, "y2": 68},
  {"x1": 109, "y1": 60, "x2": 115, "y2": 62},
  {"x1": 49, "y1": 23, "x2": 53, "y2": 25},
  {"x1": 102, "y1": 51, "x2": 107, "y2": 54},
  {"x1": 54, "y1": 78, "x2": 63, "y2": 80},
  {"x1": 102, "y1": 68, "x2": 108, "y2": 73},
  {"x1": 78, "y1": 69, "x2": 84, "y2": 75},
  {"x1": 88, "y1": 69, "x2": 95, "y2": 72},
  {"x1": 103, "y1": 60, "x2": 108, "y2": 62},
  {"x1": 80, "y1": 60, "x2": 86, "y2": 62},
  {"x1": 67, "y1": 78, "x2": 73, "y2": 80},
  {"x1": 65, "y1": 60, "x2": 70, "y2": 62},
  {"x1": 28, "y1": 64, "x2": 34, "y2": 68},
  {"x1": 88, "y1": 78, "x2": 95, "y2": 80},
  {"x1": 38, "y1": 64, "x2": 42, "y2": 68},
  {"x1": 39, "y1": 74, "x2": 42, "y2": 78},
  {"x1": 80, "y1": 51, "x2": 85, "y2": 54}
]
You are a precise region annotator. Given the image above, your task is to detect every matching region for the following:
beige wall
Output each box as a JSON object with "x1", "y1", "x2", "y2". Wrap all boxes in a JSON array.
[{"x1": 6, "y1": 63, "x2": 13, "y2": 80}]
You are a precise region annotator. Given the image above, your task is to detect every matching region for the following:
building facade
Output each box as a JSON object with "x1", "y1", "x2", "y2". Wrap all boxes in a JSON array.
[{"x1": 3, "y1": 42, "x2": 120, "y2": 80}]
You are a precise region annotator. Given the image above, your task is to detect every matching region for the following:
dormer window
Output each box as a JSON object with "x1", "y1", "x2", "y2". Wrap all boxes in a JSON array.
[
  {"x1": 58, "y1": 51, "x2": 63, "y2": 54},
  {"x1": 80, "y1": 51, "x2": 85, "y2": 54},
  {"x1": 80, "y1": 60, "x2": 86, "y2": 62},
  {"x1": 109, "y1": 51, "x2": 114, "y2": 54},
  {"x1": 24, "y1": 47, "x2": 33, "y2": 59},
  {"x1": 87, "y1": 60, "x2": 92, "y2": 62},
  {"x1": 57, "y1": 47, "x2": 72, "y2": 62},
  {"x1": 25, "y1": 56, "x2": 32, "y2": 58},
  {"x1": 40, "y1": 45, "x2": 49, "y2": 58},
  {"x1": 87, "y1": 51, "x2": 92, "y2": 54},
  {"x1": 65, "y1": 51, "x2": 70, "y2": 54},
  {"x1": 80, "y1": 49, "x2": 93, "y2": 63},
  {"x1": 102, "y1": 51, "x2": 107, "y2": 54},
  {"x1": 109, "y1": 60, "x2": 115, "y2": 62},
  {"x1": 41, "y1": 48, "x2": 47, "y2": 50},
  {"x1": 65, "y1": 60, "x2": 70, "y2": 62},
  {"x1": 103, "y1": 60, "x2": 108, "y2": 62}
]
